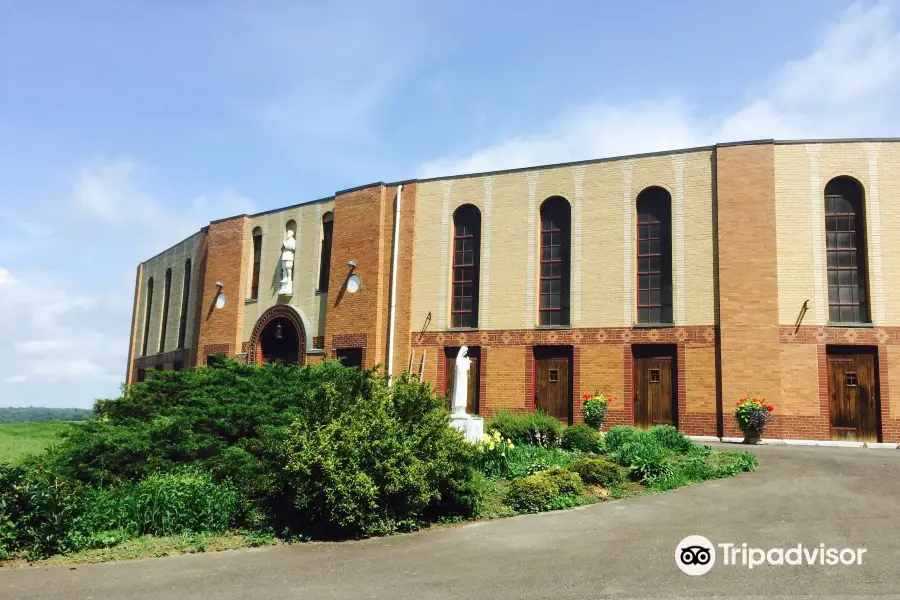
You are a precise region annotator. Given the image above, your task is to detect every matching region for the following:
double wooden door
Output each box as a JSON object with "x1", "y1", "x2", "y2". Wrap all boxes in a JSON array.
[
  {"x1": 827, "y1": 350, "x2": 879, "y2": 442},
  {"x1": 633, "y1": 352, "x2": 675, "y2": 429},
  {"x1": 444, "y1": 347, "x2": 480, "y2": 415},
  {"x1": 534, "y1": 349, "x2": 571, "y2": 423}
]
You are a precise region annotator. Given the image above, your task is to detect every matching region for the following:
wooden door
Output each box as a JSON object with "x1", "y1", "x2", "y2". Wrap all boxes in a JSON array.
[
  {"x1": 444, "y1": 347, "x2": 480, "y2": 415},
  {"x1": 828, "y1": 350, "x2": 878, "y2": 442},
  {"x1": 534, "y1": 355, "x2": 571, "y2": 422},
  {"x1": 633, "y1": 356, "x2": 674, "y2": 429}
]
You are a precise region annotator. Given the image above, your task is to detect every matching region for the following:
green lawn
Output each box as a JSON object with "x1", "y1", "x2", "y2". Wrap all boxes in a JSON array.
[{"x1": 0, "y1": 421, "x2": 77, "y2": 464}]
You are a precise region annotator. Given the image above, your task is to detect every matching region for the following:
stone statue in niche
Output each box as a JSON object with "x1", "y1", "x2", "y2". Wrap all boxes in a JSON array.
[
  {"x1": 279, "y1": 230, "x2": 296, "y2": 296},
  {"x1": 450, "y1": 346, "x2": 470, "y2": 416}
]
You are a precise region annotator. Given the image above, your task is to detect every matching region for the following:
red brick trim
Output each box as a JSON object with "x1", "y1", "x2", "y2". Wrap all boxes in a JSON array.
[
  {"x1": 479, "y1": 348, "x2": 488, "y2": 414},
  {"x1": 414, "y1": 325, "x2": 715, "y2": 348},
  {"x1": 676, "y1": 344, "x2": 687, "y2": 429},
  {"x1": 526, "y1": 346, "x2": 534, "y2": 411},
  {"x1": 572, "y1": 346, "x2": 583, "y2": 424},
  {"x1": 331, "y1": 333, "x2": 368, "y2": 349},
  {"x1": 437, "y1": 350, "x2": 446, "y2": 394},
  {"x1": 623, "y1": 345, "x2": 634, "y2": 425},
  {"x1": 246, "y1": 305, "x2": 308, "y2": 366},
  {"x1": 313, "y1": 336, "x2": 325, "y2": 349},
  {"x1": 780, "y1": 325, "x2": 898, "y2": 345},
  {"x1": 203, "y1": 343, "x2": 232, "y2": 364},
  {"x1": 241, "y1": 341, "x2": 249, "y2": 354}
]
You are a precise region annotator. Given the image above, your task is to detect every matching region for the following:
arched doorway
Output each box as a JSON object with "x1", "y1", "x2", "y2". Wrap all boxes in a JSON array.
[{"x1": 247, "y1": 305, "x2": 307, "y2": 366}]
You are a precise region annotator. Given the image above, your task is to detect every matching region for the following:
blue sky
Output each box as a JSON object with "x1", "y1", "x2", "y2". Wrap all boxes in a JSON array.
[{"x1": 2, "y1": 0, "x2": 899, "y2": 408}]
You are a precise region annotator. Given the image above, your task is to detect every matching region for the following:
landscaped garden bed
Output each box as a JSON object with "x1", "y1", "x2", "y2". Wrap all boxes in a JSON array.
[{"x1": 0, "y1": 363, "x2": 758, "y2": 566}]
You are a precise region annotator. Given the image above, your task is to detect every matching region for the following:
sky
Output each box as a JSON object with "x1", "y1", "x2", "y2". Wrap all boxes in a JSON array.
[{"x1": 2, "y1": 0, "x2": 900, "y2": 408}]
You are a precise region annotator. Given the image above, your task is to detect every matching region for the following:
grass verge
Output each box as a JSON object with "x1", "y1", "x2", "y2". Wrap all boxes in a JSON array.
[{"x1": 0, "y1": 421, "x2": 78, "y2": 464}]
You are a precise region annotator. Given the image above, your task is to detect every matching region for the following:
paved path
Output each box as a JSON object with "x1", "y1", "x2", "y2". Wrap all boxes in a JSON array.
[{"x1": 3, "y1": 444, "x2": 899, "y2": 599}]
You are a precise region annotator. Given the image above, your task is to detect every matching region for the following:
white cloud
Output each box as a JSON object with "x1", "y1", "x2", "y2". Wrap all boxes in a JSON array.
[
  {"x1": 421, "y1": 2, "x2": 900, "y2": 178},
  {"x1": 0, "y1": 159, "x2": 255, "y2": 405}
]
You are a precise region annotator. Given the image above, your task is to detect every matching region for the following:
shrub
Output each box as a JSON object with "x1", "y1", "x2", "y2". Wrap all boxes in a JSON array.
[
  {"x1": 0, "y1": 465, "x2": 85, "y2": 559},
  {"x1": 74, "y1": 472, "x2": 238, "y2": 540},
  {"x1": 538, "y1": 468, "x2": 584, "y2": 495},
  {"x1": 603, "y1": 425, "x2": 645, "y2": 453},
  {"x1": 504, "y1": 445, "x2": 576, "y2": 479},
  {"x1": 486, "y1": 411, "x2": 562, "y2": 448},
  {"x1": 581, "y1": 394, "x2": 609, "y2": 429},
  {"x1": 568, "y1": 457, "x2": 627, "y2": 487},
  {"x1": 505, "y1": 474, "x2": 559, "y2": 513},
  {"x1": 272, "y1": 372, "x2": 478, "y2": 538},
  {"x1": 561, "y1": 424, "x2": 601, "y2": 453},
  {"x1": 646, "y1": 450, "x2": 758, "y2": 491},
  {"x1": 612, "y1": 438, "x2": 671, "y2": 481},
  {"x1": 648, "y1": 425, "x2": 693, "y2": 453}
]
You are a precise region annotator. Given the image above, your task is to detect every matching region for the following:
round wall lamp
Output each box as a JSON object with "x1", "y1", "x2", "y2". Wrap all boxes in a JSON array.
[
  {"x1": 214, "y1": 281, "x2": 226, "y2": 309},
  {"x1": 346, "y1": 274, "x2": 361, "y2": 294}
]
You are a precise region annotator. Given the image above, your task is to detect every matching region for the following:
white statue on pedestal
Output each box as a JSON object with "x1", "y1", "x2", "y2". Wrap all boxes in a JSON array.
[
  {"x1": 279, "y1": 230, "x2": 296, "y2": 296},
  {"x1": 451, "y1": 346, "x2": 470, "y2": 416}
]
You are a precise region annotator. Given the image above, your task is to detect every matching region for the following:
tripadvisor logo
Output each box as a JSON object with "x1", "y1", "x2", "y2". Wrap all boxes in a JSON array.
[{"x1": 675, "y1": 535, "x2": 868, "y2": 575}]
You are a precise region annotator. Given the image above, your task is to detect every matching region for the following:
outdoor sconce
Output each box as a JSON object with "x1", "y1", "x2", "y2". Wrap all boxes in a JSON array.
[
  {"x1": 214, "y1": 282, "x2": 226, "y2": 309},
  {"x1": 346, "y1": 261, "x2": 361, "y2": 294},
  {"x1": 275, "y1": 322, "x2": 283, "y2": 339}
]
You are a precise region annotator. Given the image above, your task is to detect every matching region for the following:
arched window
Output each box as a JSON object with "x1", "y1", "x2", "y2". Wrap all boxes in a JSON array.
[
  {"x1": 142, "y1": 277, "x2": 153, "y2": 356},
  {"x1": 318, "y1": 212, "x2": 334, "y2": 292},
  {"x1": 178, "y1": 258, "x2": 191, "y2": 349},
  {"x1": 636, "y1": 187, "x2": 673, "y2": 324},
  {"x1": 159, "y1": 268, "x2": 172, "y2": 353},
  {"x1": 250, "y1": 227, "x2": 262, "y2": 300},
  {"x1": 539, "y1": 197, "x2": 571, "y2": 326},
  {"x1": 451, "y1": 204, "x2": 481, "y2": 328},
  {"x1": 825, "y1": 177, "x2": 869, "y2": 323}
]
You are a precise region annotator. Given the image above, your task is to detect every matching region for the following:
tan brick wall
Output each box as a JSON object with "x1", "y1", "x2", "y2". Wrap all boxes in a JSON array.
[
  {"x1": 775, "y1": 141, "x2": 900, "y2": 326},
  {"x1": 777, "y1": 344, "x2": 820, "y2": 416},
  {"x1": 684, "y1": 344, "x2": 716, "y2": 413},
  {"x1": 125, "y1": 263, "x2": 143, "y2": 384},
  {"x1": 484, "y1": 346, "x2": 529, "y2": 416},
  {"x1": 577, "y1": 345, "x2": 625, "y2": 412},
  {"x1": 196, "y1": 216, "x2": 249, "y2": 361},
  {"x1": 411, "y1": 150, "x2": 716, "y2": 334},
  {"x1": 241, "y1": 199, "x2": 334, "y2": 348},
  {"x1": 717, "y1": 142, "x2": 782, "y2": 408},
  {"x1": 132, "y1": 231, "x2": 203, "y2": 363}
]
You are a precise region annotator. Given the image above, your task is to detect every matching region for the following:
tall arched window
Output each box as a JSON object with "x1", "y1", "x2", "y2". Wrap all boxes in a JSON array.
[
  {"x1": 825, "y1": 176, "x2": 869, "y2": 323},
  {"x1": 318, "y1": 212, "x2": 334, "y2": 292},
  {"x1": 250, "y1": 227, "x2": 262, "y2": 300},
  {"x1": 142, "y1": 277, "x2": 153, "y2": 356},
  {"x1": 159, "y1": 268, "x2": 172, "y2": 353},
  {"x1": 636, "y1": 187, "x2": 673, "y2": 324},
  {"x1": 539, "y1": 197, "x2": 571, "y2": 326},
  {"x1": 451, "y1": 204, "x2": 481, "y2": 328},
  {"x1": 178, "y1": 258, "x2": 191, "y2": 349}
]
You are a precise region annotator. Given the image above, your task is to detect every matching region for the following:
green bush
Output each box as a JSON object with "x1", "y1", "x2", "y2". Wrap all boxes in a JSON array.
[
  {"x1": 646, "y1": 450, "x2": 758, "y2": 491},
  {"x1": 504, "y1": 445, "x2": 576, "y2": 479},
  {"x1": 74, "y1": 472, "x2": 238, "y2": 539},
  {"x1": 505, "y1": 474, "x2": 558, "y2": 513},
  {"x1": 648, "y1": 425, "x2": 693, "y2": 453},
  {"x1": 568, "y1": 457, "x2": 627, "y2": 487},
  {"x1": 613, "y1": 438, "x2": 671, "y2": 481},
  {"x1": 603, "y1": 425, "x2": 644, "y2": 453},
  {"x1": 538, "y1": 468, "x2": 584, "y2": 495},
  {"x1": 486, "y1": 411, "x2": 562, "y2": 448},
  {"x1": 0, "y1": 465, "x2": 85, "y2": 559},
  {"x1": 272, "y1": 372, "x2": 478, "y2": 538},
  {"x1": 561, "y1": 424, "x2": 601, "y2": 453}
]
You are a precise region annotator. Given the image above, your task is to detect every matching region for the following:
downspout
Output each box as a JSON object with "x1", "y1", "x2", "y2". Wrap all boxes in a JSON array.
[{"x1": 386, "y1": 184, "x2": 402, "y2": 386}]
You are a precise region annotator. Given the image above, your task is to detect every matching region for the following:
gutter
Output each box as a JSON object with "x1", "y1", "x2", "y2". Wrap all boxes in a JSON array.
[{"x1": 386, "y1": 184, "x2": 402, "y2": 385}]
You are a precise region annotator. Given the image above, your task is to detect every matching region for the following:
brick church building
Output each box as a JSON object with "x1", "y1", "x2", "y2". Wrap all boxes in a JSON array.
[{"x1": 126, "y1": 139, "x2": 900, "y2": 443}]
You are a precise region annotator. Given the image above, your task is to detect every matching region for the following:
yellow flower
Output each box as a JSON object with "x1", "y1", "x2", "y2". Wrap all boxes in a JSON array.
[
  {"x1": 488, "y1": 443, "x2": 495, "y2": 451},
  {"x1": 508, "y1": 441, "x2": 515, "y2": 449},
  {"x1": 500, "y1": 452, "x2": 506, "y2": 457},
  {"x1": 475, "y1": 445, "x2": 484, "y2": 453}
]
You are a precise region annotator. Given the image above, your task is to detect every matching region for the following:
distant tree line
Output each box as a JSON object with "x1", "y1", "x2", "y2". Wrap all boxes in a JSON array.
[{"x1": 0, "y1": 407, "x2": 95, "y2": 424}]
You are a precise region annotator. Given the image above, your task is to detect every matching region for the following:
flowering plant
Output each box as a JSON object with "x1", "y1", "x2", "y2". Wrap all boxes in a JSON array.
[
  {"x1": 582, "y1": 392, "x2": 610, "y2": 430},
  {"x1": 734, "y1": 397, "x2": 775, "y2": 432},
  {"x1": 474, "y1": 430, "x2": 515, "y2": 478}
]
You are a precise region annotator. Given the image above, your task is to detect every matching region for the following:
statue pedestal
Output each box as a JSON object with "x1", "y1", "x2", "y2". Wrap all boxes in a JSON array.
[{"x1": 450, "y1": 414, "x2": 484, "y2": 444}]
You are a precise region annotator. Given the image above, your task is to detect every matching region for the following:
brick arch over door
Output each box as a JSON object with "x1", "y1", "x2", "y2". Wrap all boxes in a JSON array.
[{"x1": 246, "y1": 304, "x2": 308, "y2": 366}]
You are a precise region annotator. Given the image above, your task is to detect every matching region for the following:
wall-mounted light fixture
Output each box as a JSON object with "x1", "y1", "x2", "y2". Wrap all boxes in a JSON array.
[
  {"x1": 274, "y1": 321, "x2": 283, "y2": 339},
  {"x1": 214, "y1": 282, "x2": 226, "y2": 309},
  {"x1": 346, "y1": 261, "x2": 361, "y2": 293}
]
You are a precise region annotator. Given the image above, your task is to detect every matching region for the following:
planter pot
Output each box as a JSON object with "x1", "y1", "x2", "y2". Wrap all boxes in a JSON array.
[{"x1": 742, "y1": 427, "x2": 762, "y2": 444}]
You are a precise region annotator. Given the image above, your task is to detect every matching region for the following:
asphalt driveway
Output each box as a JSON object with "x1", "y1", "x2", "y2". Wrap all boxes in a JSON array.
[{"x1": 3, "y1": 443, "x2": 899, "y2": 599}]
